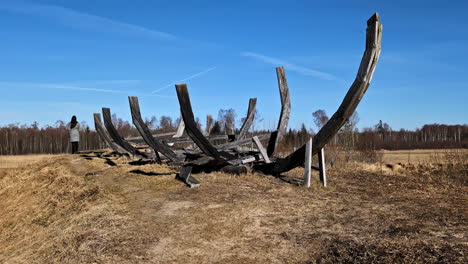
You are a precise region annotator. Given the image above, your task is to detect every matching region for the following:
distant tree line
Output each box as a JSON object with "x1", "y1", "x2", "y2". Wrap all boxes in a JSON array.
[{"x1": 0, "y1": 108, "x2": 466, "y2": 155}]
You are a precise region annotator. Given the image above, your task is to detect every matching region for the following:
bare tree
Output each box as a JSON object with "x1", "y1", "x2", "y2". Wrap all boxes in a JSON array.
[
  {"x1": 218, "y1": 109, "x2": 236, "y2": 134},
  {"x1": 312, "y1": 109, "x2": 329, "y2": 130},
  {"x1": 159, "y1": 116, "x2": 174, "y2": 132}
]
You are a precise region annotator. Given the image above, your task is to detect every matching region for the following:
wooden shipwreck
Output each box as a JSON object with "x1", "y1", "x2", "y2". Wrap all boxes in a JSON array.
[{"x1": 91, "y1": 13, "x2": 382, "y2": 187}]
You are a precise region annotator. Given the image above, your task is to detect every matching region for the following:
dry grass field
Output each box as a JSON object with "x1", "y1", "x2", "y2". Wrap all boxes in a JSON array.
[{"x1": 0, "y1": 149, "x2": 467, "y2": 263}]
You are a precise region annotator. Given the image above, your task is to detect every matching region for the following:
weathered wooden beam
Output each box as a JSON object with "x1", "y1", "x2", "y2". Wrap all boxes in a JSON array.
[
  {"x1": 216, "y1": 133, "x2": 272, "y2": 151},
  {"x1": 252, "y1": 136, "x2": 271, "y2": 163},
  {"x1": 312, "y1": 13, "x2": 382, "y2": 155},
  {"x1": 258, "y1": 13, "x2": 382, "y2": 175},
  {"x1": 318, "y1": 148, "x2": 327, "y2": 187},
  {"x1": 238, "y1": 98, "x2": 257, "y2": 140},
  {"x1": 173, "y1": 117, "x2": 185, "y2": 138},
  {"x1": 128, "y1": 96, "x2": 183, "y2": 162},
  {"x1": 125, "y1": 131, "x2": 177, "y2": 141},
  {"x1": 102, "y1": 107, "x2": 148, "y2": 159},
  {"x1": 162, "y1": 135, "x2": 228, "y2": 144},
  {"x1": 304, "y1": 138, "x2": 312, "y2": 188},
  {"x1": 204, "y1": 115, "x2": 214, "y2": 136},
  {"x1": 267, "y1": 66, "x2": 291, "y2": 156},
  {"x1": 93, "y1": 113, "x2": 129, "y2": 155},
  {"x1": 175, "y1": 84, "x2": 235, "y2": 161},
  {"x1": 176, "y1": 167, "x2": 200, "y2": 188}
]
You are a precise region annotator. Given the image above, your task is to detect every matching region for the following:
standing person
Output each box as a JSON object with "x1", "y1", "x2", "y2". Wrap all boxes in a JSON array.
[{"x1": 66, "y1": 115, "x2": 80, "y2": 154}]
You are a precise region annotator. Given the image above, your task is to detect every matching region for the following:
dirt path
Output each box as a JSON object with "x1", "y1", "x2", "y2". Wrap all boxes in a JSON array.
[{"x1": 1, "y1": 154, "x2": 467, "y2": 263}]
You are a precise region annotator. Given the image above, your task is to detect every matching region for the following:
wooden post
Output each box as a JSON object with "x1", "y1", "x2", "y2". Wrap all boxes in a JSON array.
[
  {"x1": 304, "y1": 138, "x2": 312, "y2": 188},
  {"x1": 318, "y1": 148, "x2": 327, "y2": 187},
  {"x1": 238, "y1": 98, "x2": 257, "y2": 139},
  {"x1": 173, "y1": 118, "x2": 185, "y2": 138},
  {"x1": 252, "y1": 136, "x2": 271, "y2": 163},
  {"x1": 267, "y1": 66, "x2": 291, "y2": 156}
]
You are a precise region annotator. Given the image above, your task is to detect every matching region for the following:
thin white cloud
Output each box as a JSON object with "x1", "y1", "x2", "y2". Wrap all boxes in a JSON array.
[
  {"x1": 0, "y1": 1, "x2": 177, "y2": 40},
  {"x1": 0, "y1": 81, "x2": 128, "y2": 94},
  {"x1": 241, "y1": 52, "x2": 335, "y2": 80},
  {"x1": 151, "y1": 67, "x2": 217, "y2": 94}
]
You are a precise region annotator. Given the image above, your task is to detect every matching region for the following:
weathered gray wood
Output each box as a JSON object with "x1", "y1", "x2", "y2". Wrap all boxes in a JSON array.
[
  {"x1": 312, "y1": 13, "x2": 382, "y2": 154},
  {"x1": 176, "y1": 167, "x2": 200, "y2": 188},
  {"x1": 260, "y1": 13, "x2": 382, "y2": 175},
  {"x1": 318, "y1": 148, "x2": 327, "y2": 187},
  {"x1": 173, "y1": 118, "x2": 185, "y2": 138},
  {"x1": 175, "y1": 84, "x2": 235, "y2": 161},
  {"x1": 93, "y1": 113, "x2": 129, "y2": 155},
  {"x1": 216, "y1": 133, "x2": 272, "y2": 151},
  {"x1": 128, "y1": 96, "x2": 183, "y2": 162},
  {"x1": 204, "y1": 115, "x2": 214, "y2": 136},
  {"x1": 252, "y1": 136, "x2": 271, "y2": 163},
  {"x1": 304, "y1": 138, "x2": 312, "y2": 188},
  {"x1": 102, "y1": 107, "x2": 148, "y2": 159},
  {"x1": 241, "y1": 156, "x2": 257, "y2": 164},
  {"x1": 163, "y1": 135, "x2": 229, "y2": 144},
  {"x1": 238, "y1": 98, "x2": 257, "y2": 139},
  {"x1": 125, "y1": 131, "x2": 177, "y2": 141},
  {"x1": 267, "y1": 66, "x2": 291, "y2": 156}
]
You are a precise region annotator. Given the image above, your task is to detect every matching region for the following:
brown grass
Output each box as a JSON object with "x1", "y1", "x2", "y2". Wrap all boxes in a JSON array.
[
  {"x1": 0, "y1": 154, "x2": 51, "y2": 168},
  {"x1": 0, "y1": 150, "x2": 467, "y2": 263}
]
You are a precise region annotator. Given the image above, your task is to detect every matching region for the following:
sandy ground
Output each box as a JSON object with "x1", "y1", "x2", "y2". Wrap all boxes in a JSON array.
[{"x1": 0, "y1": 150, "x2": 467, "y2": 263}]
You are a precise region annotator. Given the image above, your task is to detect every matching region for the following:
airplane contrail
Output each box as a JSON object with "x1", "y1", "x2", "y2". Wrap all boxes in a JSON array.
[{"x1": 151, "y1": 66, "x2": 217, "y2": 94}]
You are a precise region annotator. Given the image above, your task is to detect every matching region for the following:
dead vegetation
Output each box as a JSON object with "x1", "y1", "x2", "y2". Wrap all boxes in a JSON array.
[{"x1": 0, "y1": 150, "x2": 467, "y2": 263}]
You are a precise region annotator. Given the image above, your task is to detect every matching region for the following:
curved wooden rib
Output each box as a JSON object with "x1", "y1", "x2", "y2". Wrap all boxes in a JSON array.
[
  {"x1": 266, "y1": 66, "x2": 291, "y2": 156},
  {"x1": 263, "y1": 13, "x2": 382, "y2": 174},
  {"x1": 93, "y1": 113, "x2": 129, "y2": 155},
  {"x1": 102, "y1": 107, "x2": 148, "y2": 159},
  {"x1": 175, "y1": 84, "x2": 235, "y2": 161},
  {"x1": 238, "y1": 98, "x2": 257, "y2": 140},
  {"x1": 128, "y1": 96, "x2": 183, "y2": 162}
]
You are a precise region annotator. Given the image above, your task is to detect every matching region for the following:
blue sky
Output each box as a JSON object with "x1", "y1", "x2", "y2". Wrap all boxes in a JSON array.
[{"x1": 0, "y1": 0, "x2": 467, "y2": 131}]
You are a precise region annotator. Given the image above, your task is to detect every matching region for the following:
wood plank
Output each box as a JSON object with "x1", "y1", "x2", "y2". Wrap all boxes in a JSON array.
[
  {"x1": 259, "y1": 13, "x2": 382, "y2": 175},
  {"x1": 175, "y1": 84, "x2": 234, "y2": 161},
  {"x1": 102, "y1": 107, "x2": 148, "y2": 159},
  {"x1": 125, "y1": 131, "x2": 177, "y2": 141},
  {"x1": 173, "y1": 117, "x2": 185, "y2": 138},
  {"x1": 267, "y1": 66, "x2": 291, "y2": 156},
  {"x1": 204, "y1": 115, "x2": 214, "y2": 136},
  {"x1": 304, "y1": 138, "x2": 312, "y2": 188},
  {"x1": 128, "y1": 96, "x2": 182, "y2": 162},
  {"x1": 252, "y1": 136, "x2": 271, "y2": 163},
  {"x1": 216, "y1": 133, "x2": 271, "y2": 151},
  {"x1": 176, "y1": 167, "x2": 200, "y2": 188},
  {"x1": 238, "y1": 98, "x2": 257, "y2": 139},
  {"x1": 318, "y1": 148, "x2": 327, "y2": 187},
  {"x1": 93, "y1": 113, "x2": 129, "y2": 155}
]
